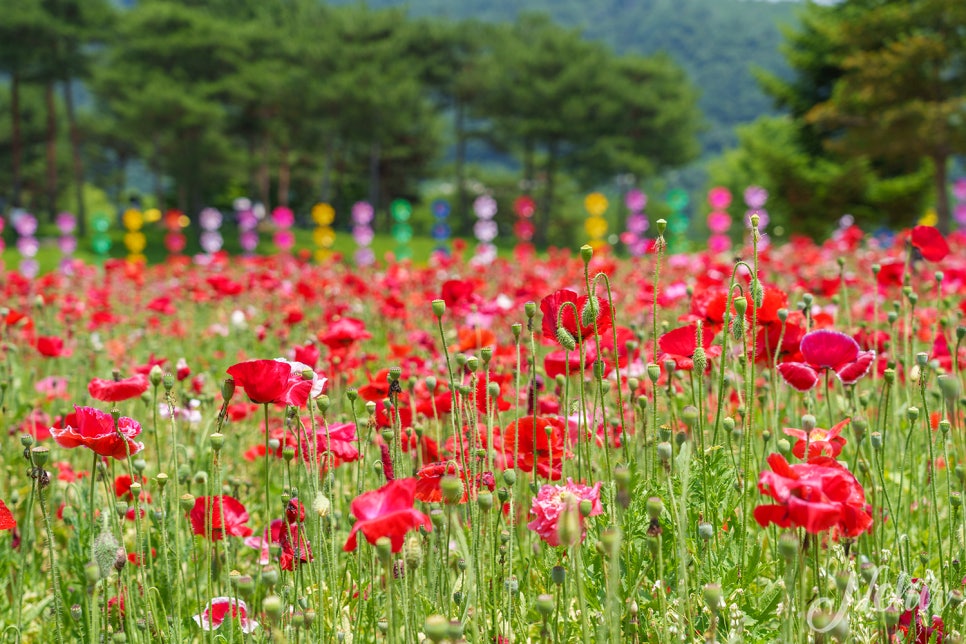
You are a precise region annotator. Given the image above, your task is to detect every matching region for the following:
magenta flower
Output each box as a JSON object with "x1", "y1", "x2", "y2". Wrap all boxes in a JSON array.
[
  {"x1": 777, "y1": 330, "x2": 874, "y2": 392},
  {"x1": 528, "y1": 478, "x2": 603, "y2": 547}
]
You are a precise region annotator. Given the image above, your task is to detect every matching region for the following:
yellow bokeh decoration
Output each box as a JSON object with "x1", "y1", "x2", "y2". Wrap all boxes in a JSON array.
[
  {"x1": 143, "y1": 208, "x2": 162, "y2": 223},
  {"x1": 312, "y1": 203, "x2": 335, "y2": 226},
  {"x1": 313, "y1": 227, "x2": 336, "y2": 248},
  {"x1": 126, "y1": 253, "x2": 146, "y2": 264},
  {"x1": 314, "y1": 249, "x2": 332, "y2": 263},
  {"x1": 123, "y1": 231, "x2": 147, "y2": 254},
  {"x1": 178, "y1": 215, "x2": 190, "y2": 228},
  {"x1": 588, "y1": 239, "x2": 608, "y2": 251},
  {"x1": 122, "y1": 209, "x2": 144, "y2": 231},
  {"x1": 918, "y1": 208, "x2": 938, "y2": 227},
  {"x1": 584, "y1": 216, "x2": 608, "y2": 238},
  {"x1": 584, "y1": 192, "x2": 609, "y2": 217}
]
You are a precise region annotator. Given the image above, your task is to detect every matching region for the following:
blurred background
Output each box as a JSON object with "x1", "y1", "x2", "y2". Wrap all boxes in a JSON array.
[{"x1": 0, "y1": 0, "x2": 963, "y2": 252}]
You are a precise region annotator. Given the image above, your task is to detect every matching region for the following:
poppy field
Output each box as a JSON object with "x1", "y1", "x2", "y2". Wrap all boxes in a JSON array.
[{"x1": 0, "y1": 221, "x2": 965, "y2": 643}]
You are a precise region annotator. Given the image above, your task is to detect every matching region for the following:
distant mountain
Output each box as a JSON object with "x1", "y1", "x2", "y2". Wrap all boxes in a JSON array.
[{"x1": 335, "y1": 0, "x2": 799, "y2": 156}]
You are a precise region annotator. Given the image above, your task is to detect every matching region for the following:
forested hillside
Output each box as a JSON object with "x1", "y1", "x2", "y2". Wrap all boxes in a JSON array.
[{"x1": 341, "y1": 0, "x2": 799, "y2": 154}]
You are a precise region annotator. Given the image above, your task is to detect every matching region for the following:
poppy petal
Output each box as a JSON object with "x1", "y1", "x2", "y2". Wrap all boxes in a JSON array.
[
  {"x1": 800, "y1": 330, "x2": 859, "y2": 369},
  {"x1": 777, "y1": 362, "x2": 819, "y2": 391},
  {"x1": 911, "y1": 225, "x2": 950, "y2": 262},
  {"x1": 835, "y1": 351, "x2": 875, "y2": 385}
]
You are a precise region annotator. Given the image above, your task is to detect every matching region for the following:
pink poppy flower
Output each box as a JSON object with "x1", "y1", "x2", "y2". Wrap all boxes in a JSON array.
[
  {"x1": 528, "y1": 478, "x2": 603, "y2": 547},
  {"x1": 193, "y1": 597, "x2": 258, "y2": 633},
  {"x1": 50, "y1": 406, "x2": 144, "y2": 460},
  {"x1": 188, "y1": 496, "x2": 253, "y2": 541},
  {"x1": 777, "y1": 330, "x2": 875, "y2": 391},
  {"x1": 343, "y1": 478, "x2": 432, "y2": 553}
]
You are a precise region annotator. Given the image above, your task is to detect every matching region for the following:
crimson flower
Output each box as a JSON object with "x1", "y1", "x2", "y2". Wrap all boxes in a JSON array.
[
  {"x1": 782, "y1": 418, "x2": 850, "y2": 460},
  {"x1": 528, "y1": 478, "x2": 603, "y2": 547},
  {"x1": 278, "y1": 522, "x2": 313, "y2": 571},
  {"x1": 753, "y1": 453, "x2": 873, "y2": 538},
  {"x1": 274, "y1": 359, "x2": 327, "y2": 407},
  {"x1": 88, "y1": 374, "x2": 150, "y2": 402},
  {"x1": 35, "y1": 336, "x2": 68, "y2": 358},
  {"x1": 343, "y1": 478, "x2": 432, "y2": 552},
  {"x1": 540, "y1": 289, "x2": 612, "y2": 347},
  {"x1": 318, "y1": 317, "x2": 372, "y2": 352},
  {"x1": 658, "y1": 324, "x2": 721, "y2": 371},
  {"x1": 910, "y1": 225, "x2": 950, "y2": 262},
  {"x1": 302, "y1": 422, "x2": 360, "y2": 467},
  {"x1": 894, "y1": 582, "x2": 945, "y2": 644},
  {"x1": 193, "y1": 598, "x2": 258, "y2": 634},
  {"x1": 0, "y1": 499, "x2": 15, "y2": 531},
  {"x1": 188, "y1": 496, "x2": 253, "y2": 541},
  {"x1": 777, "y1": 330, "x2": 875, "y2": 391},
  {"x1": 226, "y1": 359, "x2": 292, "y2": 404},
  {"x1": 50, "y1": 406, "x2": 144, "y2": 459},
  {"x1": 504, "y1": 416, "x2": 570, "y2": 480},
  {"x1": 415, "y1": 461, "x2": 465, "y2": 503}
]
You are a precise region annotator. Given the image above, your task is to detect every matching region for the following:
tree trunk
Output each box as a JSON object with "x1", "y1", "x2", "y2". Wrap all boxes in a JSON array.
[
  {"x1": 256, "y1": 133, "x2": 271, "y2": 207},
  {"x1": 320, "y1": 137, "x2": 335, "y2": 203},
  {"x1": 45, "y1": 81, "x2": 58, "y2": 221},
  {"x1": 537, "y1": 140, "x2": 558, "y2": 249},
  {"x1": 11, "y1": 70, "x2": 23, "y2": 207},
  {"x1": 277, "y1": 144, "x2": 290, "y2": 207},
  {"x1": 455, "y1": 99, "x2": 468, "y2": 234},
  {"x1": 368, "y1": 141, "x2": 381, "y2": 219},
  {"x1": 934, "y1": 154, "x2": 950, "y2": 234},
  {"x1": 63, "y1": 79, "x2": 87, "y2": 237}
]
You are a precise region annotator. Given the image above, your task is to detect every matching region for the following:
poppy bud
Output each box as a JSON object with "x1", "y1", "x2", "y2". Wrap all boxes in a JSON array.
[
  {"x1": 657, "y1": 442, "x2": 672, "y2": 465},
  {"x1": 148, "y1": 365, "x2": 164, "y2": 388},
  {"x1": 939, "y1": 375, "x2": 960, "y2": 400},
  {"x1": 703, "y1": 583, "x2": 722, "y2": 613},
  {"x1": 647, "y1": 363, "x2": 661, "y2": 383},
  {"x1": 424, "y1": 615, "x2": 448, "y2": 643},
  {"x1": 210, "y1": 433, "x2": 225, "y2": 451},
  {"x1": 162, "y1": 373, "x2": 175, "y2": 392},
  {"x1": 85, "y1": 561, "x2": 101, "y2": 584},
  {"x1": 511, "y1": 323, "x2": 522, "y2": 339},
  {"x1": 957, "y1": 325, "x2": 966, "y2": 341},
  {"x1": 906, "y1": 407, "x2": 919, "y2": 422},
  {"x1": 733, "y1": 297, "x2": 748, "y2": 317},
  {"x1": 535, "y1": 594, "x2": 554, "y2": 616},
  {"x1": 646, "y1": 497, "x2": 664, "y2": 521},
  {"x1": 778, "y1": 532, "x2": 798, "y2": 563},
  {"x1": 556, "y1": 327, "x2": 577, "y2": 351},
  {"x1": 365, "y1": 401, "x2": 376, "y2": 416},
  {"x1": 656, "y1": 219, "x2": 667, "y2": 236},
  {"x1": 441, "y1": 475, "x2": 463, "y2": 504},
  {"x1": 31, "y1": 446, "x2": 49, "y2": 467},
  {"x1": 431, "y1": 299, "x2": 446, "y2": 318},
  {"x1": 731, "y1": 316, "x2": 745, "y2": 342},
  {"x1": 346, "y1": 388, "x2": 358, "y2": 402},
  {"x1": 870, "y1": 432, "x2": 882, "y2": 450},
  {"x1": 263, "y1": 595, "x2": 283, "y2": 620},
  {"x1": 478, "y1": 491, "x2": 493, "y2": 512},
  {"x1": 20, "y1": 434, "x2": 34, "y2": 448},
  {"x1": 637, "y1": 396, "x2": 647, "y2": 411},
  {"x1": 551, "y1": 565, "x2": 566, "y2": 585},
  {"x1": 524, "y1": 301, "x2": 536, "y2": 319},
  {"x1": 179, "y1": 494, "x2": 195, "y2": 512}
]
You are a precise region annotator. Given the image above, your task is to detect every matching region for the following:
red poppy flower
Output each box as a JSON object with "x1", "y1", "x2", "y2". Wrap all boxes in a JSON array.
[
  {"x1": 753, "y1": 453, "x2": 872, "y2": 538},
  {"x1": 440, "y1": 279, "x2": 478, "y2": 312},
  {"x1": 782, "y1": 418, "x2": 850, "y2": 460},
  {"x1": 658, "y1": 324, "x2": 722, "y2": 372},
  {"x1": 35, "y1": 336, "x2": 68, "y2": 358},
  {"x1": 777, "y1": 330, "x2": 875, "y2": 391},
  {"x1": 188, "y1": 496, "x2": 253, "y2": 541},
  {"x1": 343, "y1": 478, "x2": 432, "y2": 552},
  {"x1": 911, "y1": 225, "x2": 950, "y2": 262},
  {"x1": 540, "y1": 289, "x2": 612, "y2": 346},
  {"x1": 88, "y1": 374, "x2": 150, "y2": 403},
  {"x1": 274, "y1": 359, "x2": 327, "y2": 407},
  {"x1": 414, "y1": 461, "x2": 465, "y2": 503},
  {"x1": 303, "y1": 422, "x2": 360, "y2": 467},
  {"x1": 292, "y1": 343, "x2": 320, "y2": 369},
  {"x1": 19, "y1": 409, "x2": 52, "y2": 442},
  {"x1": 544, "y1": 350, "x2": 595, "y2": 379},
  {"x1": 278, "y1": 521, "x2": 313, "y2": 571},
  {"x1": 226, "y1": 359, "x2": 292, "y2": 405},
  {"x1": 504, "y1": 416, "x2": 570, "y2": 480},
  {"x1": 318, "y1": 317, "x2": 372, "y2": 352},
  {"x1": 50, "y1": 406, "x2": 144, "y2": 460},
  {"x1": 193, "y1": 598, "x2": 258, "y2": 634},
  {"x1": 894, "y1": 583, "x2": 945, "y2": 644},
  {"x1": 0, "y1": 499, "x2": 15, "y2": 531}
]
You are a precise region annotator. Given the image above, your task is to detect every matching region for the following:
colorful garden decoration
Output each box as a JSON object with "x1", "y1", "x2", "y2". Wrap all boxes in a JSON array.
[
  {"x1": 198, "y1": 208, "x2": 224, "y2": 257},
  {"x1": 390, "y1": 199, "x2": 414, "y2": 261},
  {"x1": 513, "y1": 195, "x2": 536, "y2": 253},
  {"x1": 472, "y1": 195, "x2": 498, "y2": 265},
  {"x1": 584, "y1": 192, "x2": 609, "y2": 250},
  {"x1": 621, "y1": 189, "x2": 649, "y2": 257},
  {"x1": 122, "y1": 207, "x2": 146, "y2": 262},
  {"x1": 11, "y1": 209, "x2": 39, "y2": 278},
  {"x1": 164, "y1": 209, "x2": 189, "y2": 256},
  {"x1": 235, "y1": 199, "x2": 259, "y2": 255},
  {"x1": 955, "y1": 178, "x2": 966, "y2": 229},
  {"x1": 352, "y1": 201, "x2": 375, "y2": 266},
  {"x1": 311, "y1": 202, "x2": 336, "y2": 262},
  {"x1": 56, "y1": 212, "x2": 78, "y2": 273},
  {"x1": 91, "y1": 211, "x2": 112, "y2": 257},
  {"x1": 429, "y1": 198, "x2": 451, "y2": 258},
  {"x1": 707, "y1": 187, "x2": 733, "y2": 254},
  {"x1": 272, "y1": 206, "x2": 295, "y2": 253}
]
